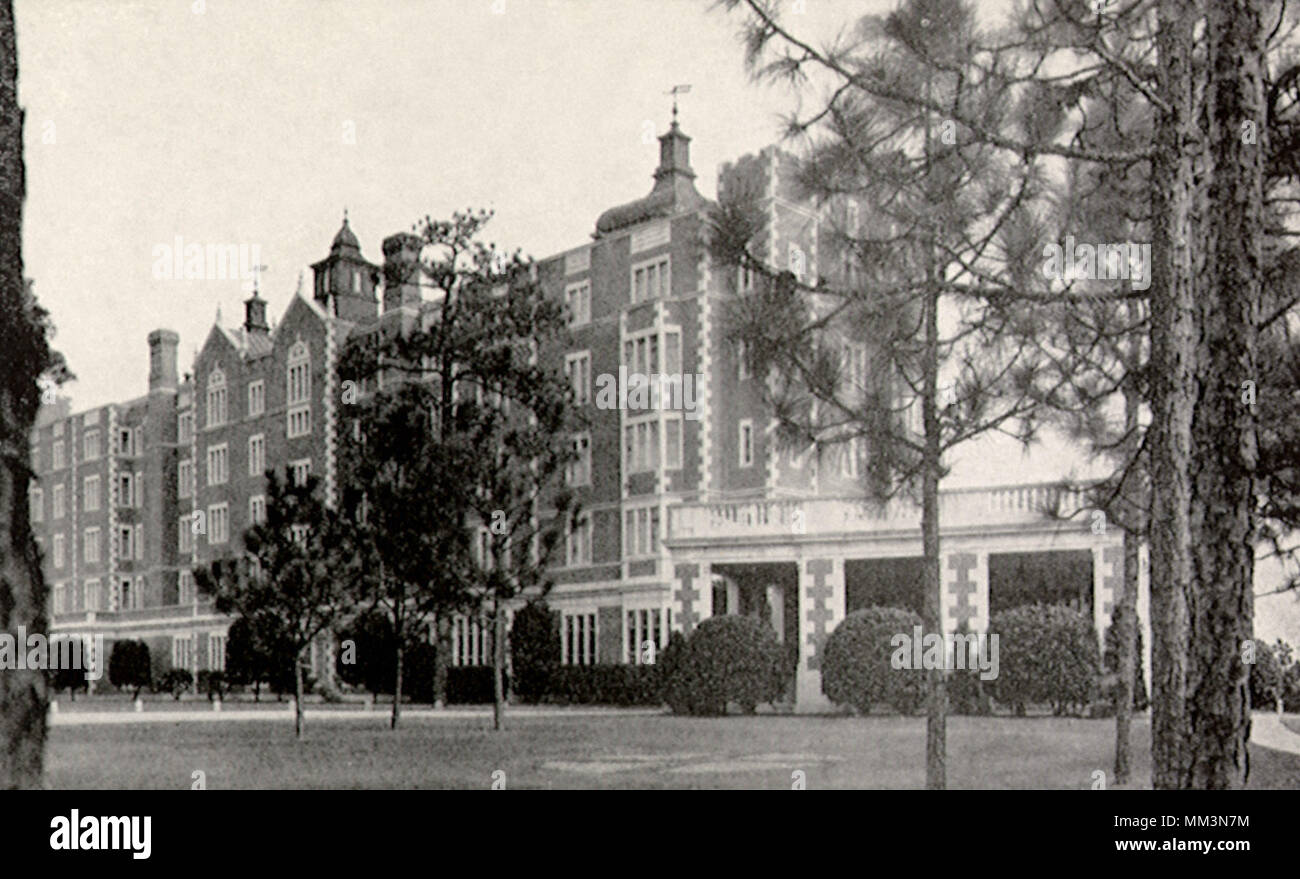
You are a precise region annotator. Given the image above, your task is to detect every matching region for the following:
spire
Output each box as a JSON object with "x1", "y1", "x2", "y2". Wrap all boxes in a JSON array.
[{"x1": 215, "y1": 303, "x2": 222, "y2": 325}]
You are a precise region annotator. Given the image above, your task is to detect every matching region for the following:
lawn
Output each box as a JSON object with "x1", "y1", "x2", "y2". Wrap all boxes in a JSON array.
[{"x1": 45, "y1": 711, "x2": 1300, "y2": 789}]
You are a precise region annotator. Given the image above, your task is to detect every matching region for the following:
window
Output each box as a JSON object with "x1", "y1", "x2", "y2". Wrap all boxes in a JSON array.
[
  {"x1": 567, "y1": 433, "x2": 591, "y2": 487},
  {"x1": 117, "y1": 525, "x2": 133, "y2": 559},
  {"x1": 52, "y1": 483, "x2": 65, "y2": 519},
  {"x1": 739, "y1": 419, "x2": 754, "y2": 467},
  {"x1": 209, "y1": 633, "x2": 227, "y2": 672},
  {"x1": 665, "y1": 416, "x2": 682, "y2": 469},
  {"x1": 565, "y1": 352, "x2": 591, "y2": 405},
  {"x1": 172, "y1": 636, "x2": 194, "y2": 672},
  {"x1": 53, "y1": 583, "x2": 65, "y2": 615},
  {"x1": 626, "y1": 608, "x2": 667, "y2": 664},
  {"x1": 631, "y1": 256, "x2": 670, "y2": 303},
  {"x1": 290, "y1": 459, "x2": 311, "y2": 487},
  {"x1": 85, "y1": 579, "x2": 100, "y2": 612},
  {"x1": 249, "y1": 495, "x2": 266, "y2": 525},
  {"x1": 178, "y1": 516, "x2": 193, "y2": 553},
  {"x1": 451, "y1": 615, "x2": 491, "y2": 667},
  {"x1": 737, "y1": 264, "x2": 755, "y2": 294},
  {"x1": 117, "y1": 473, "x2": 132, "y2": 508},
  {"x1": 287, "y1": 342, "x2": 311, "y2": 438},
  {"x1": 83, "y1": 429, "x2": 100, "y2": 461},
  {"x1": 290, "y1": 524, "x2": 310, "y2": 545},
  {"x1": 842, "y1": 342, "x2": 867, "y2": 396},
  {"x1": 133, "y1": 576, "x2": 146, "y2": 609},
  {"x1": 624, "y1": 333, "x2": 659, "y2": 379},
  {"x1": 208, "y1": 503, "x2": 229, "y2": 544},
  {"x1": 206, "y1": 369, "x2": 227, "y2": 427},
  {"x1": 52, "y1": 438, "x2": 64, "y2": 470},
  {"x1": 565, "y1": 280, "x2": 591, "y2": 326},
  {"x1": 134, "y1": 524, "x2": 144, "y2": 560},
  {"x1": 206, "y1": 444, "x2": 228, "y2": 486},
  {"x1": 30, "y1": 487, "x2": 42, "y2": 522},
  {"x1": 178, "y1": 459, "x2": 194, "y2": 499},
  {"x1": 178, "y1": 570, "x2": 195, "y2": 605},
  {"x1": 624, "y1": 419, "x2": 659, "y2": 473},
  {"x1": 736, "y1": 339, "x2": 750, "y2": 381},
  {"x1": 248, "y1": 380, "x2": 265, "y2": 417},
  {"x1": 117, "y1": 577, "x2": 131, "y2": 611},
  {"x1": 623, "y1": 505, "x2": 660, "y2": 557},
  {"x1": 52, "y1": 533, "x2": 64, "y2": 569},
  {"x1": 562, "y1": 612, "x2": 597, "y2": 666},
  {"x1": 116, "y1": 427, "x2": 137, "y2": 456},
  {"x1": 248, "y1": 434, "x2": 265, "y2": 477},
  {"x1": 789, "y1": 242, "x2": 806, "y2": 280},
  {"x1": 84, "y1": 527, "x2": 100, "y2": 563},
  {"x1": 565, "y1": 514, "x2": 592, "y2": 567},
  {"x1": 178, "y1": 411, "x2": 194, "y2": 444},
  {"x1": 83, "y1": 475, "x2": 100, "y2": 512},
  {"x1": 841, "y1": 437, "x2": 861, "y2": 479}
]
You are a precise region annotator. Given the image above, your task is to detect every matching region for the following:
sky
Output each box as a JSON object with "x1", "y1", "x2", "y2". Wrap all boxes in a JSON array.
[{"x1": 13, "y1": 0, "x2": 1298, "y2": 640}]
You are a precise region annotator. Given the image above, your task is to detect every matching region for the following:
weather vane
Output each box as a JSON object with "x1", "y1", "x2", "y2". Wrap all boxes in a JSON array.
[
  {"x1": 249, "y1": 263, "x2": 269, "y2": 296},
  {"x1": 666, "y1": 84, "x2": 691, "y2": 123}
]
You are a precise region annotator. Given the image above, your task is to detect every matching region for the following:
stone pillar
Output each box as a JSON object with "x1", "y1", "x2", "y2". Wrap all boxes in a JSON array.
[
  {"x1": 1093, "y1": 543, "x2": 1123, "y2": 645},
  {"x1": 672, "y1": 562, "x2": 711, "y2": 635},
  {"x1": 943, "y1": 550, "x2": 987, "y2": 634},
  {"x1": 796, "y1": 557, "x2": 844, "y2": 712}
]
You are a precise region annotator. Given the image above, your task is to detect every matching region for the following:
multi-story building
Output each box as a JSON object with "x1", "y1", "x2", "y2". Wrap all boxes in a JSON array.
[{"x1": 32, "y1": 121, "x2": 1147, "y2": 708}]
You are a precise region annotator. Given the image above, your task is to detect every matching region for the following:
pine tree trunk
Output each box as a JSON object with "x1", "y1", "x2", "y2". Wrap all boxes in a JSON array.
[
  {"x1": 921, "y1": 220, "x2": 945, "y2": 791},
  {"x1": 1183, "y1": 0, "x2": 1263, "y2": 788},
  {"x1": 0, "y1": 0, "x2": 45, "y2": 791},
  {"x1": 492, "y1": 598, "x2": 506, "y2": 732},
  {"x1": 1148, "y1": 0, "x2": 1200, "y2": 789},
  {"x1": 1113, "y1": 383, "x2": 1142, "y2": 784},
  {"x1": 391, "y1": 639, "x2": 404, "y2": 730}
]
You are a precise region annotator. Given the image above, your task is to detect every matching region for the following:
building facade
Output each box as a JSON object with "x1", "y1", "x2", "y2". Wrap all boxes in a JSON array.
[{"x1": 31, "y1": 122, "x2": 1147, "y2": 708}]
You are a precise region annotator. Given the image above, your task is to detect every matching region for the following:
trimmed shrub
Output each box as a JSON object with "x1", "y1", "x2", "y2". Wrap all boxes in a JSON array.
[
  {"x1": 947, "y1": 620, "x2": 993, "y2": 716},
  {"x1": 663, "y1": 615, "x2": 784, "y2": 716},
  {"x1": 447, "y1": 666, "x2": 508, "y2": 704},
  {"x1": 510, "y1": 600, "x2": 561, "y2": 704},
  {"x1": 108, "y1": 639, "x2": 152, "y2": 700},
  {"x1": 196, "y1": 670, "x2": 227, "y2": 701},
  {"x1": 159, "y1": 668, "x2": 193, "y2": 700},
  {"x1": 821, "y1": 607, "x2": 926, "y2": 715},
  {"x1": 51, "y1": 664, "x2": 88, "y2": 701},
  {"x1": 988, "y1": 604, "x2": 1101, "y2": 716},
  {"x1": 547, "y1": 664, "x2": 662, "y2": 706}
]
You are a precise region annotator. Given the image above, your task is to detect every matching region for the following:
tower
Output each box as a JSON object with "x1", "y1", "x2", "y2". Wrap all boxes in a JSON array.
[{"x1": 310, "y1": 213, "x2": 380, "y2": 324}]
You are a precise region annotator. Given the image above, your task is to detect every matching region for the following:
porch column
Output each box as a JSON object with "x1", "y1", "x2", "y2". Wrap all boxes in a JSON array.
[
  {"x1": 672, "y1": 562, "x2": 712, "y2": 636},
  {"x1": 796, "y1": 556, "x2": 844, "y2": 712},
  {"x1": 943, "y1": 551, "x2": 987, "y2": 635},
  {"x1": 1093, "y1": 543, "x2": 1123, "y2": 642}
]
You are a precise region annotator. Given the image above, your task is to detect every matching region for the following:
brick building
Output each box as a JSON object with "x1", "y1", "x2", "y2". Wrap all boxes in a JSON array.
[{"x1": 31, "y1": 121, "x2": 1146, "y2": 708}]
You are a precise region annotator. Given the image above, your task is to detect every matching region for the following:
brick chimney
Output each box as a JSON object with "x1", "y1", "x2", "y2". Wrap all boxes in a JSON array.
[
  {"x1": 147, "y1": 329, "x2": 179, "y2": 392},
  {"x1": 382, "y1": 232, "x2": 424, "y2": 312}
]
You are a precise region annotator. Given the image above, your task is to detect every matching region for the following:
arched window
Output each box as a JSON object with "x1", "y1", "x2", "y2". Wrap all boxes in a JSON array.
[
  {"x1": 287, "y1": 341, "x2": 312, "y2": 437},
  {"x1": 206, "y1": 368, "x2": 227, "y2": 427}
]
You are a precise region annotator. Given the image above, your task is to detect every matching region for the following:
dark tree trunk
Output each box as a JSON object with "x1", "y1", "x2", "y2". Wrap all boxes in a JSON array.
[
  {"x1": 1113, "y1": 383, "x2": 1143, "y2": 784},
  {"x1": 921, "y1": 220, "x2": 945, "y2": 791},
  {"x1": 293, "y1": 653, "x2": 304, "y2": 739},
  {"x1": 492, "y1": 598, "x2": 506, "y2": 732},
  {"x1": 0, "y1": 0, "x2": 46, "y2": 791},
  {"x1": 1183, "y1": 0, "x2": 1263, "y2": 788},
  {"x1": 391, "y1": 639, "x2": 404, "y2": 730},
  {"x1": 1148, "y1": 0, "x2": 1200, "y2": 789},
  {"x1": 433, "y1": 613, "x2": 451, "y2": 708}
]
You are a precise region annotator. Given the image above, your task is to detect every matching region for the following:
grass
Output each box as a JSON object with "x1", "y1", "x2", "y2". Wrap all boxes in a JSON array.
[{"x1": 45, "y1": 711, "x2": 1300, "y2": 789}]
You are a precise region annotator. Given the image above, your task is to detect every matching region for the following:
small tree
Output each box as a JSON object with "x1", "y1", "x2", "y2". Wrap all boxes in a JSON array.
[
  {"x1": 108, "y1": 640, "x2": 151, "y2": 701},
  {"x1": 50, "y1": 665, "x2": 86, "y2": 702},
  {"x1": 509, "y1": 600, "x2": 560, "y2": 703},
  {"x1": 196, "y1": 470, "x2": 359, "y2": 738}
]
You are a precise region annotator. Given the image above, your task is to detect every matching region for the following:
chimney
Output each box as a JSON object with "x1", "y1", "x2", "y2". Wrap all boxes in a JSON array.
[
  {"x1": 244, "y1": 290, "x2": 269, "y2": 335},
  {"x1": 147, "y1": 329, "x2": 179, "y2": 392},
  {"x1": 382, "y1": 232, "x2": 424, "y2": 312}
]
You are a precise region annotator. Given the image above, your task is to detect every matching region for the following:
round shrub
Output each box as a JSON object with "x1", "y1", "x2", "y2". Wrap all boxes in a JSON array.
[
  {"x1": 821, "y1": 607, "x2": 925, "y2": 715},
  {"x1": 663, "y1": 616, "x2": 784, "y2": 716},
  {"x1": 510, "y1": 600, "x2": 560, "y2": 704},
  {"x1": 988, "y1": 603, "x2": 1101, "y2": 716}
]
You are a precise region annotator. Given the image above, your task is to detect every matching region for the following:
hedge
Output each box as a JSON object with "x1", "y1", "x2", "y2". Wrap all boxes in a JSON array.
[
  {"x1": 988, "y1": 603, "x2": 1100, "y2": 716},
  {"x1": 821, "y1": 607, "x2": 926, "y2": 715}
]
